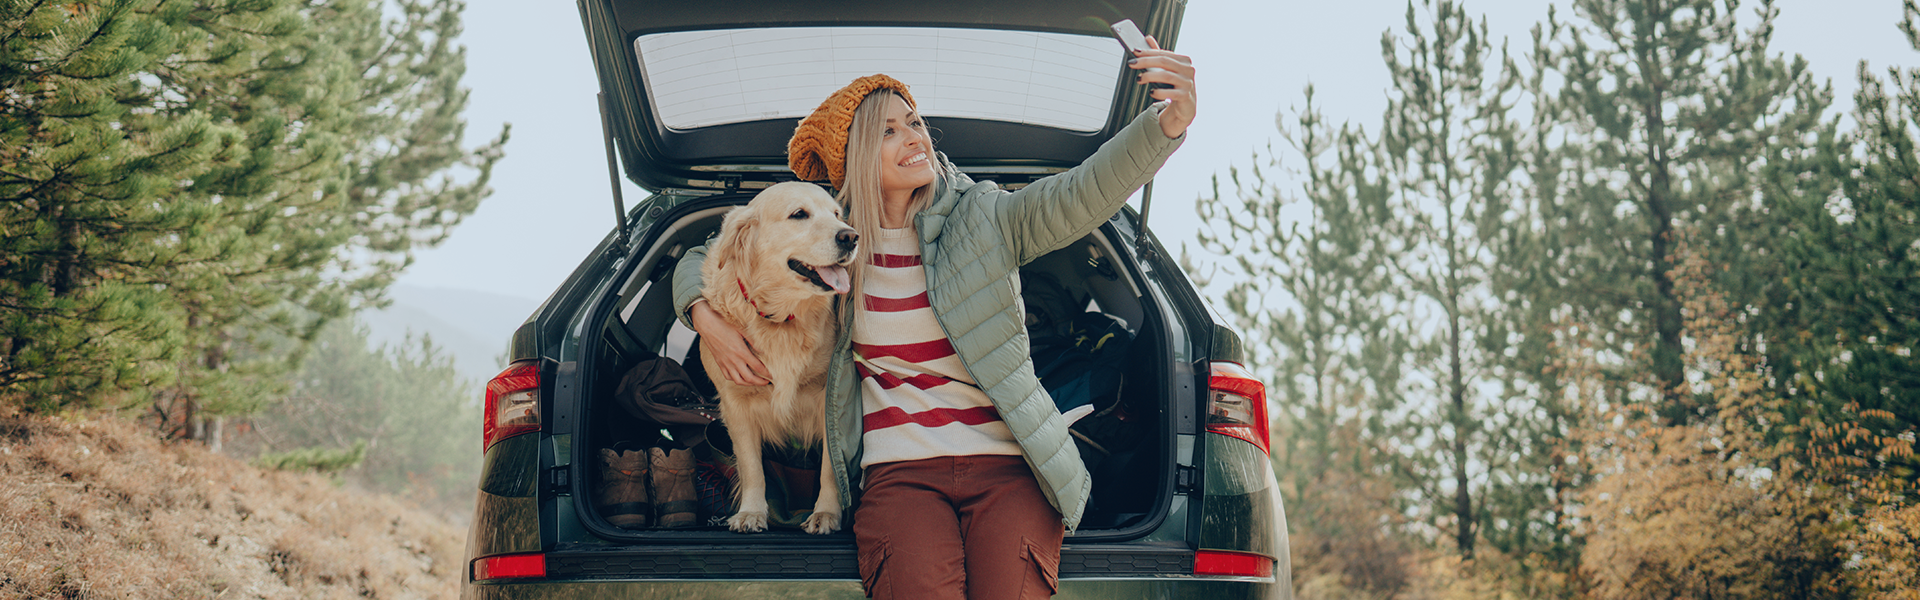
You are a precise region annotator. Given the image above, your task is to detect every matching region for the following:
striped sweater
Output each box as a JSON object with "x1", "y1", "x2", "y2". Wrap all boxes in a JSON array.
[{"x1": 853, "y1": 227, "x2": 1022, "y2": 468}]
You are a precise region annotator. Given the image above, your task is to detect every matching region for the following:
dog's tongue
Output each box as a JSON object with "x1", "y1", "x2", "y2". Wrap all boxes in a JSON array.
[{"x1": 816, "y1": 265, "x2": 851, "y2": 294}]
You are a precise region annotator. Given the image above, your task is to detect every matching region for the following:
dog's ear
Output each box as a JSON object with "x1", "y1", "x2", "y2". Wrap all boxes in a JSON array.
[{"x1": 712, "y1": 204, "x2": 760, "y2": 274}]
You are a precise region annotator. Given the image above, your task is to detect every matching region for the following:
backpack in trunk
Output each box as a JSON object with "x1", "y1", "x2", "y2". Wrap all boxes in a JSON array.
[{"x1": 612, "y1": 355, "x2": 720, "y2": 447}]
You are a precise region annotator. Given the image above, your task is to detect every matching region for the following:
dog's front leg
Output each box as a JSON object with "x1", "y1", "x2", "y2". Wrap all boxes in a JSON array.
[
  {"x1": 801, "y1": 436, "x2": 842, "y2": 534},
  {"x1": 727, "y1": 423, "x2": 770, "y2": 533}
]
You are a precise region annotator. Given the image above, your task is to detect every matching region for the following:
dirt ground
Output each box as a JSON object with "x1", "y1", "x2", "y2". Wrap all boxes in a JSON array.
[{"x1": 0, "y1": 413, "x2": 465, "y2": 599}]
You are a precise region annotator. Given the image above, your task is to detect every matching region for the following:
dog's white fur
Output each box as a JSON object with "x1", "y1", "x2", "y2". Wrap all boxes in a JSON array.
[{"x1": 699, "y1": 181, "x2": 856, "y2": 535}]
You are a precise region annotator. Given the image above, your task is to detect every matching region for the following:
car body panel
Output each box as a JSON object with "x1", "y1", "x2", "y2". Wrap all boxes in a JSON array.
[
  {"x1": 1198, "y1": 434, "x2": 1282, "y2": 559},
  {"x1": 480, "y1": 431, "x2": 541, "y2": 498},
  {"x1": 468, "y1": 492, "x2": 540, "y2": 561},
  {"x1": 1210, "y1": 323, "x2": 1247, "y2": 366},
  {"x1": 469, "y1": 434, "x2": 543, "y2": 561}
]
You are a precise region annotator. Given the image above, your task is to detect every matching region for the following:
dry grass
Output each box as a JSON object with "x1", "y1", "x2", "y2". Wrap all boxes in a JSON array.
[{"x1": 0, "y1": 411, "x2": 464, "y2": 599}]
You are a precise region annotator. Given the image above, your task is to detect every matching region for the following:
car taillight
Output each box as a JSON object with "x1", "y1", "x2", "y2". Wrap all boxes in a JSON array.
[
  {"x1": 483, "y1": 361, "x2": 540, "y2": 451},
  {"x1": 1193, "y1": 549, "x2": 1275, "y2": 578},
  {"x1": 1207, "y1": 361, "x2": 1270, "y2": 455},
  {"x1": 472, "y1": 552, "x2": 545, "y2": 581}
]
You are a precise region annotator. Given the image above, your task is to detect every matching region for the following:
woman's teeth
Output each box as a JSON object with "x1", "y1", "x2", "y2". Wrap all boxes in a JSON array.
[{"x1": 898, "y1": 152, "x2": 927, "y2": 167}]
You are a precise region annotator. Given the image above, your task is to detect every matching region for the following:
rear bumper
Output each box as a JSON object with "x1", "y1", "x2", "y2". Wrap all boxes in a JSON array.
[
  {"x1": 464, "y1": 544, "x2": 1282, "y2": 600},
  {"x1": 536, "y1": 543, "x2": 1197, "y2": 579},
  {"x1": 463, "y1": 577, "x2": 1280, "y2": 600}
]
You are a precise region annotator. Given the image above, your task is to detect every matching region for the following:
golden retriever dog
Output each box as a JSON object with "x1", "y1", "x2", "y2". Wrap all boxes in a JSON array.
[{"x1": 700, "y1": 181, "x2": 856, "y2": 534}]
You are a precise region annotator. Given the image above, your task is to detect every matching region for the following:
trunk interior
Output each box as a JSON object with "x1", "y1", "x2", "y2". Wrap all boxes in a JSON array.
[{"x1": 571, "y1": 195, "x2": 1174, "y2": 542}]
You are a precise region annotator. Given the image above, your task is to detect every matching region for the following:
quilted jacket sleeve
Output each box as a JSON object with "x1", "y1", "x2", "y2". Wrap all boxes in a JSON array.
[
  {"x1": 671, "y1": 244, "x2": 710, "y2": 329},
  {"x1": 993, "y1": 103, "x2": 1185, "y2": 266}
]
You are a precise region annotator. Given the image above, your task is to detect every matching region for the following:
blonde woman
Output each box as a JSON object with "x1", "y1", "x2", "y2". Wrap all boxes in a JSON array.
[{"x1": 674, "y1": 40, "x2": 1195, "y2": 599}]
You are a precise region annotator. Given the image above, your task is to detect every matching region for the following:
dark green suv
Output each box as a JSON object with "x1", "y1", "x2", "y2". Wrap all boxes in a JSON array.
[{"x1": 461, "y1": 1, "x2": 1290, "y2": 598}]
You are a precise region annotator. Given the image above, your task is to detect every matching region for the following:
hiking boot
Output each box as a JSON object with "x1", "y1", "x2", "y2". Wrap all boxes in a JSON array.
[
  {"x1": 597, "y1": 448, "x2": 651, "y2": 529},
  {"x1": 651, "y1": 446, "x2": 698, "y2": 528}
]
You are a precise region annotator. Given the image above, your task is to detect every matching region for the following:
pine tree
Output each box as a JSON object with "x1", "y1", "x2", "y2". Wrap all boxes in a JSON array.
[
  {"x1": 1538, "y1": 0, "x2": 1830, "y2": 423},
  {"x1": 1768, "y1": 0, "x2": 1919, "y2": 470},
  {"x1": 1195, "y1": 91, "x2": 1400, "y2": 491},
  {"x1": 0, "y1": 0, "x2": 504, "y2": 428},
  {"x1": 0, "y1": 1, "x2": 266, "y2": 409},
  {"x1": 1373, "y1": 0, "x2": 1526, "y2": 559},
  {"x1": 1493, "y1": 15, "x2": 1595, "y2": 571},
  {"x1": 1754, "y1": 3, "x2": 1920, "y2": 593},
  {"x1": 147, "y1": 0, "x2": 507, "y2": 441}
]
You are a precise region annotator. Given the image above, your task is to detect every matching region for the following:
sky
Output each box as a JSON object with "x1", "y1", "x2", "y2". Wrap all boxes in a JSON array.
[{"x1": 397, "y1": 0, "x2": 1917, "y2": 307}]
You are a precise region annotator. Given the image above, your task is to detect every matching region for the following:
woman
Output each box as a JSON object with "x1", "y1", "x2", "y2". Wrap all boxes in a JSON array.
[{"x1": 673, "y1": 39, "x2": 1195, "y2": 599}]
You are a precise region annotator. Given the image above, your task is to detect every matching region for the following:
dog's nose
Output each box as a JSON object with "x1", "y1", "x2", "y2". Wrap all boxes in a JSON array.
[{"x1": 836, "y1": 229, "x2": 859, "y2": 251}]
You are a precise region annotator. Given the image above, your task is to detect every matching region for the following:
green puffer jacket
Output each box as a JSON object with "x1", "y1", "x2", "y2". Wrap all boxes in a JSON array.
[{"x1": 674, "y1": 104, "x2": 1183, "y2": 531}]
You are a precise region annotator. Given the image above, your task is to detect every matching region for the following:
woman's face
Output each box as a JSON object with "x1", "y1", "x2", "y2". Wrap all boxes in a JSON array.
[{"x1": 876, "y1": 94, "x2": 936, "y2": 197}]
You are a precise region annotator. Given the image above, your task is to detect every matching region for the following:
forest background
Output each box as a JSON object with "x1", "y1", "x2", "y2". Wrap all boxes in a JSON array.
[
  {"x1": 4, "y1": 0, "x2": 1918, "y2": 598},
  {"x1": 0, "y1": 0, "x2": 504, "y2": 517},
  {"x1": 1193, "y1": 0, "x2": 1920, "y2": 597}
]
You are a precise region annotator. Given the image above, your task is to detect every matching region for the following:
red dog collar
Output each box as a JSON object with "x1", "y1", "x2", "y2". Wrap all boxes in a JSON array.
[{"x1": 737, "y1": 278, "x2": 792, "y2": 322}]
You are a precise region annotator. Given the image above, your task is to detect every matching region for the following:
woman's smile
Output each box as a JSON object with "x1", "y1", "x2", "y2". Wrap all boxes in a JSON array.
[{"x1": 879, "y1": 95, "x2": 937, "y2": 198}]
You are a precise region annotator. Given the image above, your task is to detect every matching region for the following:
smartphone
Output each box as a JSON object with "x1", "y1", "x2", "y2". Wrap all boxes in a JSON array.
[{"x1": 1110, "y1": 19, "x2": 1173, "y2": 91}]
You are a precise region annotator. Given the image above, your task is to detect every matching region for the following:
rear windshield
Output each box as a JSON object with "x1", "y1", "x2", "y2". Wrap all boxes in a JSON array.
[{"x1": 633, "y1": 27, "x2": 1121, "y2": 133}]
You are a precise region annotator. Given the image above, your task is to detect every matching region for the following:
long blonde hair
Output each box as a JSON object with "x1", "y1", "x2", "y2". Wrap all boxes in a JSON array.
[{"x1": 840, "y1": 89, "x2": 934, "y2": 327}]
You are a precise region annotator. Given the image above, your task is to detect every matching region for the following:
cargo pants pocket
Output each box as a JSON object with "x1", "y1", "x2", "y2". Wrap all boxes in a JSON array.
[
  {"x1": 858, "y1": 537, "x2": 890, "y2": 598},
  {"x1": 1020, "y1": 537, "x2": 1061, "y2": 600}
]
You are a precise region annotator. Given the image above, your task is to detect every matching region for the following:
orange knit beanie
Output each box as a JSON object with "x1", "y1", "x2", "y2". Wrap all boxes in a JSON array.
[{"x1": 788, "y1": 74, "x2": 917, "y2": 190}]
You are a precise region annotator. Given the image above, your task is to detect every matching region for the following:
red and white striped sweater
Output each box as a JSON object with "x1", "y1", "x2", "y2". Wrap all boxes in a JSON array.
[{"x1": 853, "y1": 227, "x2": 1022, "y2": 468}]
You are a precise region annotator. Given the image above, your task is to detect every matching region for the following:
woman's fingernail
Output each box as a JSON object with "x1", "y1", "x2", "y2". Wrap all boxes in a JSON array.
[{"x1": 1127, "y1": 58, "x2": 1139, "y2": 65}]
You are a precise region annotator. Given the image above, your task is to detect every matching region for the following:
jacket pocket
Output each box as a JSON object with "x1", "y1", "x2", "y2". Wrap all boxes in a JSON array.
[
  {"x1": 858, "y1": 537, "x2": 890, "y2": 598},
  {"x1": 1021, "y1": 537, "x2": 1061, "y2": 599}
]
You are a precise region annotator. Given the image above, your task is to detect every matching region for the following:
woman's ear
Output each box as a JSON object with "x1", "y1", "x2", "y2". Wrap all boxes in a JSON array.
[{"x1": 713, "y1": 204, "x2": 759, "y2": 275}]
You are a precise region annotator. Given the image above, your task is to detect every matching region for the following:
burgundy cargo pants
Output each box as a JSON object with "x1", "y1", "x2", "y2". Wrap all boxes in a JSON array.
[{"x1": 853, "y1": 455, "x2": 1065, "y2": 599}]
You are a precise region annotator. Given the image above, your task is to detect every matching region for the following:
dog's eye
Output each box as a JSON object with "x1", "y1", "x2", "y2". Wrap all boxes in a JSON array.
[{"x1": 790, "y1": 209, "x2": 809, "y2": 220}]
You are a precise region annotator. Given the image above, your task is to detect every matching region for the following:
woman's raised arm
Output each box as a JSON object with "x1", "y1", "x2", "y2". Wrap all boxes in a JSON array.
[{"x1": 989, "y1": 40, "x2": 1194, "y2": 265}]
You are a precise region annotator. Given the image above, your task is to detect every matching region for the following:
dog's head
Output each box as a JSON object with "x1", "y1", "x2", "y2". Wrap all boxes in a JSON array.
[{"x1": 713, "y1": 181, "x2": 858, "y2": 295}]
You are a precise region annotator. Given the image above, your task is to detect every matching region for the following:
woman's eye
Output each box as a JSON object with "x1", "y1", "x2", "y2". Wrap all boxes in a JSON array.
[
  {"x1": 883, "y1": 127, "x2": 895, "y2": 136},
  {"x1": 790, "y1": 210, "x2": 809, "y2": 220}
]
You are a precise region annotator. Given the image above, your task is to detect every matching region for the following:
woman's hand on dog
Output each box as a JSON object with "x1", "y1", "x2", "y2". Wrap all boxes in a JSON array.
[
  {"x1": 1130, "y1": 35, "x2": 1195, "y2": 139},
  {"x1": 691, "y1": 301, "x2": 772, "y2": 386}
]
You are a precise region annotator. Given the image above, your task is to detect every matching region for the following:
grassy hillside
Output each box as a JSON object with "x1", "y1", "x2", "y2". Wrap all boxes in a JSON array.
[{"x1": 0, "y1": 412, "x2": 465, "y2": 599}]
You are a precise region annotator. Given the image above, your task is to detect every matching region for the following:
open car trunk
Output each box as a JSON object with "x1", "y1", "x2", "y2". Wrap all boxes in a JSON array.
[{"x1": 564, "y1": 193, "x2": 1178, "y2": 547}]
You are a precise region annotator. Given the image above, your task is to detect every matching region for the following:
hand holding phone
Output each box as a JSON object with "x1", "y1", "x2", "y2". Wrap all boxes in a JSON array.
[{"x1": 1111, "y1": 20, "x2": 1173, "y2": 91}]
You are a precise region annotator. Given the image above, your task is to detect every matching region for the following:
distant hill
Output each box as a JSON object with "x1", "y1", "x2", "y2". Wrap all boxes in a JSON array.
[{"x1": 361, "y1": 284, "x2": 542, "y2": 384}]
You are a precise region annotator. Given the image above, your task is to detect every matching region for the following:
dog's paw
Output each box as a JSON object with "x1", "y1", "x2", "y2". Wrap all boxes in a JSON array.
[
  {"x1": 801, "y1": 511, "x2": 841, "y2": 535},
  {"x1": 727, "y1": 511, "x2": 769, "y2": 533}
]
